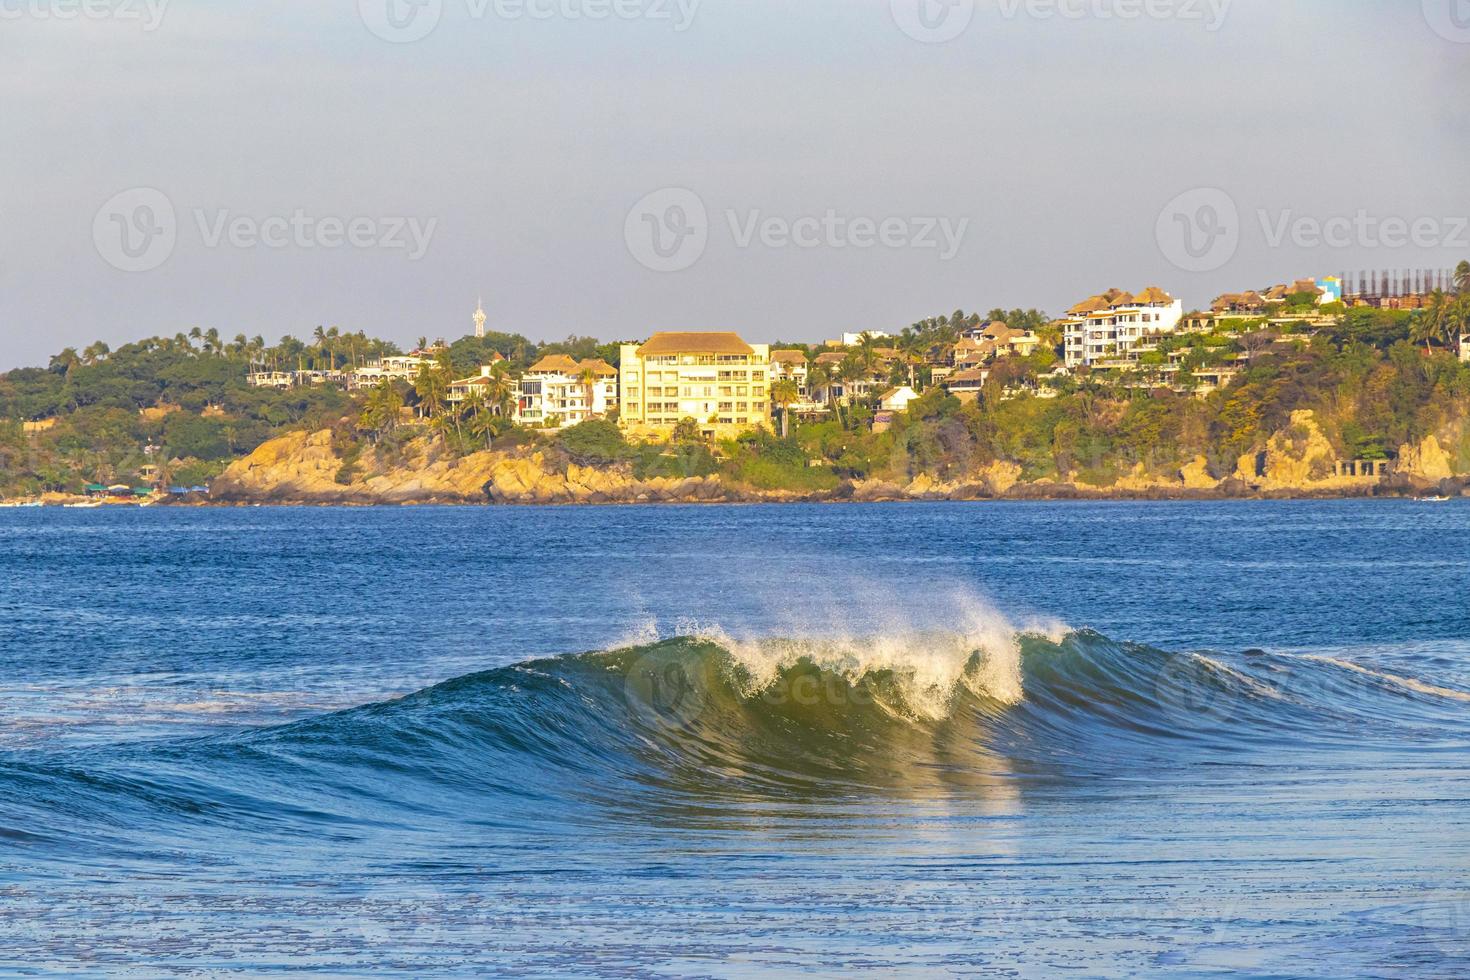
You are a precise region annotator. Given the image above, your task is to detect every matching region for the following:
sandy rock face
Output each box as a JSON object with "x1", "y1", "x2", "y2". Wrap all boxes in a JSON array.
[
  {"x1": 1180, "y1": 456, "x2": 1219, "y2": 491},
  {"x1": 1261, "y1": 411, "x2": 1337, "y2": 488},
  {"x1": 212, "y1": 431, "x2": 742, "y2": 505},
  {"x1": 1395, "y1": 434, "x2": 1454, "y2": 484}
]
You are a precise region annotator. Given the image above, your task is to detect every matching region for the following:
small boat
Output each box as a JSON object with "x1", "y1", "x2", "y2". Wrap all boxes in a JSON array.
[
  {"x1": 0, "y1": 501, "x2": 43, "y2": 509},
  {"x1": 1415, "y1": 495, "x2": 1451, "y2": 503},
  {"x1": 64, "y1": 500, "x2": 105, "y2": 509}
]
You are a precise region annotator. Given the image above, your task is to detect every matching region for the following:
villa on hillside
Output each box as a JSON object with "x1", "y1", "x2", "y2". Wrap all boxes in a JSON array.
[
  {"x1": 824, "y1": 330, "x2": 891, "y2": 348},
  {"x1": 1061, "y1": 287, "x2": 1184, "y2": 369},
  {"x1": 350, "y1": 342, "x2": 450, "y2": 389},
  {"x1": 618, "y1": 332, "x2": 772, "y2": 438},
  {"x1": 769, "y1": 351, "x2": 830, "y2": 417},
  {"x1": 809, "y1": 350, "x2": 889, "y2": 406},
  {"x1": 515, "y1": 355, "x2": 618, "y2": 429},
  {"x1": 446, "y1": 358, "x2": 509, "y2": 408},
  {"x1": 961, "y1": 320, "x2": 1044, "y2": 356}
]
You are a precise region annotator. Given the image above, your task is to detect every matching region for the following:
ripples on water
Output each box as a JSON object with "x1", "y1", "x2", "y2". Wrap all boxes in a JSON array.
[{"x1": 1, "y1": 502, "x2": 1468, "y2": 976}]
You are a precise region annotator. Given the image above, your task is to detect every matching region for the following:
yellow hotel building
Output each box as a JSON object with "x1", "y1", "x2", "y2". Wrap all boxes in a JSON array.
[{"x1": 619, "y1": 332, "x2": 772, "y2": 438}]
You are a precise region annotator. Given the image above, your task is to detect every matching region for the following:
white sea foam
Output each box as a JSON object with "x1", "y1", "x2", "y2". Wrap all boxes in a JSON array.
[
  {"x1": 1296, "y1": 655, "x2": 1470, "y2": 703},
  {"x1": 634, "y1": 582, "x2": 1057, "y2": 720}
]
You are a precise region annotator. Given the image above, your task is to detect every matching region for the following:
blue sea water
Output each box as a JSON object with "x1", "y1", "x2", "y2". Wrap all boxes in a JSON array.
[{"x1": 0, "y1": 501, "x2": 1468, "y2": 977}]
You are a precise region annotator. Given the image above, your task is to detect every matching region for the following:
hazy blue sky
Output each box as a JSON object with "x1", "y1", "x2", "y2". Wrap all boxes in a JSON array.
[{"x1": 3, "y1": 0, "x2": 1468, "y2": 368}]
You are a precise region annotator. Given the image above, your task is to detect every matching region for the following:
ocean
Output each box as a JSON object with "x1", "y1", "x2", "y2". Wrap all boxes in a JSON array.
[{"x1": 1, "y1": 501, "x2": 1467, "y2": 977}]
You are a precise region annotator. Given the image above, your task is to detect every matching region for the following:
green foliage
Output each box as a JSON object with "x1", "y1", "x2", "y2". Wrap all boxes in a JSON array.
[
  {"x1": 632, "y1": 443, "x2": 718, "y2": 480},
  {"x1": 558, "y1": 419, "x2": 630, "y2": 465}
]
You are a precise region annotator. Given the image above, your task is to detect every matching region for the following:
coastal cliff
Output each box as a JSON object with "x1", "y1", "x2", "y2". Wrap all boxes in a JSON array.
[{"x1": 210, "y1": 415, "x2": 1470, "y2": 506}]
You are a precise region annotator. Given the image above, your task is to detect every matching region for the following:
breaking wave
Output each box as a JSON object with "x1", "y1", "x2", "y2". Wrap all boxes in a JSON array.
[{"x1": 4, "y1": 621, "x2": 1469, "y2": 856}]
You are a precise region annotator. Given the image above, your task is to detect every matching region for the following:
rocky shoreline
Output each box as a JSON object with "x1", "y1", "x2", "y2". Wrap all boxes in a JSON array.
[{"x1": 187, "y1": 414, "x2": 1470, "y2": 507}]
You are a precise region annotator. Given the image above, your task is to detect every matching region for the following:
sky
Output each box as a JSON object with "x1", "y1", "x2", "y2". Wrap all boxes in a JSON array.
[{"x1": 2, "y1": 0, "x2": 1469, "y2": 369}]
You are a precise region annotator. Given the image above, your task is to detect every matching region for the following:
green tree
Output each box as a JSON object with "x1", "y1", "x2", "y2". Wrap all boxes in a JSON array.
[
  {"x1": 413, "y1": 361, "x2": 449, "y2": 419},
  {"x1": 359, "y1": 380, "x2": 403, "y2": 442},
  {"x1": 771, "y1": 378, "x2": 800, "y2": 438}
]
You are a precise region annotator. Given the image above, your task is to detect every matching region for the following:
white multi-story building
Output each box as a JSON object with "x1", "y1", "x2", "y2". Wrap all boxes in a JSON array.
[
  {"x1": 618, "y1": 332, "x2": 772, "y2": 438},
  {"x1": 514, "y1": 355, "x2": 618, "y2": 429},
  {"x1": 350, "y1": 343, "x2": 450, "y2": 389},
  {"x1": 1061, "y1": 287, "x2": 1184, "y2": 369}
]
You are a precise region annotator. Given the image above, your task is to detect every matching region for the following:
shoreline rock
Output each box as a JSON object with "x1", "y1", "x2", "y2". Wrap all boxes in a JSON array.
[{"x1": 204, "y1": 427, "x2": 1470, "y2": 507}]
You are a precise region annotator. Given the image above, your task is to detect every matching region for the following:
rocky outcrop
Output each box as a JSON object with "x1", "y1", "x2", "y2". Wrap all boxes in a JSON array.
[
  {"x1": 1180, "y1": 456, "x2": 1219, "y2": 491},
  {"x1": 1395, "y1": 434, "x2": 1455, "y2": 485},
  {"x1": 211, "y1": 431, "x2": 749, "y2": 506},
  {"x1": 212, "y1": 422, "x2": 1470, "y2": 507}
]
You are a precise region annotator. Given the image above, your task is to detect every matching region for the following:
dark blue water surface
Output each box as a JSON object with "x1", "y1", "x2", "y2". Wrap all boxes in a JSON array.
[{"x1": 1, "y1": 501, "x2": 1468, "y2": 977}]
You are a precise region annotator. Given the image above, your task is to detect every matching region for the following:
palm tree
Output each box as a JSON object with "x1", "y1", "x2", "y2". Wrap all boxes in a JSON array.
[
  {"x1": 806, "y1": 362, "x2": 832, "y2": 415},
  {"x1": 1417, "y1": 290, "x2": 1451, "y2": 352},
  {"x1": 575, "y1": 364, "x2": 598, "y2": 423},
  {"x1": 1447, "y1": 294, "x2": 1470, "y2": 357},
  {"x1": 771, "y1": 378, "x2": 800, "y2": 438},
  {"x1": 856, "y1": 332, "x2": 880, "y2": 378},
  {"x1": 360, "y1": 380, "x2": 403, "y2": 442},
  {"x1": 1455, "y1": 260, "x2": 1470, "y2": 296},
  {"x1": 485, "y1": 363, "x2": 516, "y2": 418},
  {"x1": 897, "y1": 330, "x2": 926, "y2": 389},
  {"x1": 82, "y1": 341, "x2": 110, "y2": 365},
  {"x1": 464, "y1": 392, "x2": 500, "y2": 449},
  {"x1": 413, "y1": 362, "x2": 449, "y2": 420},
  {"x1": 836, "y1": 357, "x2": 864, "y2": 425}
]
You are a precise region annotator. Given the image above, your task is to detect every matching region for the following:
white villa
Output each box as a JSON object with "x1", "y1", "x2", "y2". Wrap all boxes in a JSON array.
[
  {"x1": 350, "y1": 343, "x2": 450, "y2": 389},
  {"x1": 446, "y1": 357, "x2": 510, "y2": 408},
  {"x1": 1061, "y1": 287, "x2": 1184, "y2": 369},
  {"x1": 769, "y1": 351, "x2": 830, "y2": 416},
  {"x1": 514, "y1": 355, "x2": 618, "y2": 429}
]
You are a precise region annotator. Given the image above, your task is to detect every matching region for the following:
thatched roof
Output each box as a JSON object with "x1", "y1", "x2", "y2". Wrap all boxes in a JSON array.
[
  {"x1": 1134, "y1": 286, "x2": 1174, "y2": 305},
  {"x1": 637, "y1": 332, "x2": 754, "y2": 357},
  {"x1": 527, "y1": 354, "x2": 582, "y2": 375}
]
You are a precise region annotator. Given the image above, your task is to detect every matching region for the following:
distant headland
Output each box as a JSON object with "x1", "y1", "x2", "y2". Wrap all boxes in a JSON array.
[{"x1": 5, "y1": 264, "x2": 1470, "y2": 506}]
